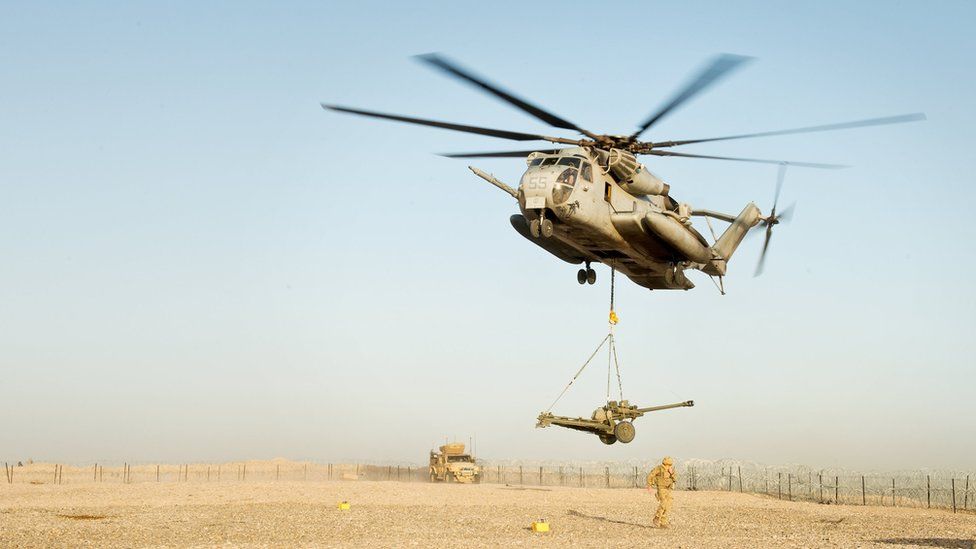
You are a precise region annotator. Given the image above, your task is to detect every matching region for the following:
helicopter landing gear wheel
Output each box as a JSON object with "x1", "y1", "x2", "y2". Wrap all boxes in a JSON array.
[
  {"x1": 529, "y1": 219, "x2": 541, "y2": 238},
  {"x1": 614, "y1": 421, "x2": 636, "y2": 444},
  {"x1": 598, "y1": 433, "x2": 618, "y2": 445},
  {"x1": 577, "y1": 269, "x2": 587, "y2": 285},
  {"x1": 586, "y1": 268, "x2": 597, "y2": 285},
  {"x1": 540, "y1": 218, "x2": 554, "y2": 238}
]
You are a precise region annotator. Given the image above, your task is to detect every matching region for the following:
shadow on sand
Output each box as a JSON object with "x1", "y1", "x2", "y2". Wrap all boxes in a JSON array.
[
  {"x1": 566, "y1": 509, "x2": 654, "y2": 529},
  {"x1": 875, "y1": 539, "x2": 974, "y2": 549}
]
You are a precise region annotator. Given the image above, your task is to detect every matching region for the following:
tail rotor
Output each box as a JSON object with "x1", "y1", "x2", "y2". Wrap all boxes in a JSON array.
[{"x1": 755, "y1": 163, "x2": 795, "y2": 276}]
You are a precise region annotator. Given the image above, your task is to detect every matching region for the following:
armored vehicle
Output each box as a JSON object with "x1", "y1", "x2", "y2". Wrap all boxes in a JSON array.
[{"x1": 429, "y1": 443, "x2": 481, "y2": 483}]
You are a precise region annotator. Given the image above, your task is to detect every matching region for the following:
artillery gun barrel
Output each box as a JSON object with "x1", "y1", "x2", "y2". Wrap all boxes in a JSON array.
[{"x1": 636, "y1": 400, "x2": 694, "y2": 414}]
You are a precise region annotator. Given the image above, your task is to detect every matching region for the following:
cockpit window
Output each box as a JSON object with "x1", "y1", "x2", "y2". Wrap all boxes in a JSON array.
[
  {"x1": 556, "y1": 168, "x2": 578, "y2": 186},
  {"x1": 581, "y1": 162, "x2": 592, "y2": 182},
  {"x1": 540, "y1": 158, "x2": 559, "y2": 167},
  {"x1": 528, "y1": 158, "x2": 543, "y2": 166},
  {"x1": 552, "y1": 167, "x2": 578, "y2": 204},
  {"x1": 557, "y1": 157, "x2": 581, "y2": 168}
]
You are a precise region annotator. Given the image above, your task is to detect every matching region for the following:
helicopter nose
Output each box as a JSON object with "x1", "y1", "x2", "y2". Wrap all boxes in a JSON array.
[{"x1": 520, "y1": 170, "x2": 552, "y2": 210}]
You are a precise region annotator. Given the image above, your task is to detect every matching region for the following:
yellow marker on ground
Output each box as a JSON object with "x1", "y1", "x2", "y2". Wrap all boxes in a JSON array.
[
  {"x1": 337, "y1": 501, "x2": 351, "y2": 511},
  {"x1": 531, "y1": 519, "x2": 550, "y2": 533}
]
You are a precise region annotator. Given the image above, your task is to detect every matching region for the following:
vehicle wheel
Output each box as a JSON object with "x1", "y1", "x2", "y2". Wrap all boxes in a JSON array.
[
  {"x1": 598, "y1": 433, "x2": 617, "y2": 445},
  {"x1": 529, "y1": 219, "x2": 541, "y2": 238},
  {"x1": 541, "y1": 218, "x2": 554, "y2": 238},
  {"x1": 577, "y1": 269, "x2": 587, "y2": 285},
  {"x1": 614, "y1": 421, "x2": 636, "y2": 444},
  {"x1": 586, "y1": 268, "x2": 597, "y2": 285}
]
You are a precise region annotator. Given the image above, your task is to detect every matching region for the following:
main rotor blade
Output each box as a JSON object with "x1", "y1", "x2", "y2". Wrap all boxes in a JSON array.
[
  {"x1": 322, "y1": 104, "x2": 574, "y2": 143},
  {"x1": 645, "y1": 149, "x2": 847, "y2": 169},
  {"x1": 631, "y1": 54, "x2": 752, "y2": 140},
  {"x1": 416, "y1": 53, "x2": 598, "y2": 138},
  {"x1": 650, "y1": 113, "x2": 927, "y2": 148},
  {"x1": 440, "y1": 149, "x2": 563, "y2": 158}
]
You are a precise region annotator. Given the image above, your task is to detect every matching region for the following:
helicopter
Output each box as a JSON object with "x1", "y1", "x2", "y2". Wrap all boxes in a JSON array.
[{"x1": 322, "y1": 54, "x2": 924, "y2": 291}]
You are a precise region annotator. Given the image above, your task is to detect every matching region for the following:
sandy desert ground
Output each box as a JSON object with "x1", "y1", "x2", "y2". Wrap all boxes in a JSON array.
[{"x1": 2, "y1": 478, "x2": 975, "y2": 548}]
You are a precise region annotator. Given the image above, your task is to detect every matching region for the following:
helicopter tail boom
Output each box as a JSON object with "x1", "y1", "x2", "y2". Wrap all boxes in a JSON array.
[{"x1": 709, "y1": 203, "x2": 761, "y2": 271}]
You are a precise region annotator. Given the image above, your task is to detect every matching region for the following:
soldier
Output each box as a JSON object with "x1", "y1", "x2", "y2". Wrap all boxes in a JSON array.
[{"x1": 646, "y1": 456, "x2": 677, "y2": 528}]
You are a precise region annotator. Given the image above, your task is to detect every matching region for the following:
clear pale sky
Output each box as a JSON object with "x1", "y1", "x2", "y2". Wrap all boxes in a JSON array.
[{"x1": 2, "y1": 1, "x2": 973, "y2": 470}]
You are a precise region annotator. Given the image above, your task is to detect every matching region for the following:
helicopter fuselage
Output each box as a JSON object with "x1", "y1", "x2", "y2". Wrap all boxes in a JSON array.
[{"x1": 507, "y1": 147, "x2": 760, "y2": 290}]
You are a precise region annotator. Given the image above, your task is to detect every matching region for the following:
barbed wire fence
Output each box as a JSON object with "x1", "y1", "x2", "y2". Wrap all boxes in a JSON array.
[{"x1": 3, "y1": 459, "x2": 972, "y2": 513}]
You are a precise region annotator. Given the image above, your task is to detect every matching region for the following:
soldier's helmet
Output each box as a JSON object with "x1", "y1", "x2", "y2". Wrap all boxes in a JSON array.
[{"x1": 662, "y1": 456, "x2": 674, "y2": 466}]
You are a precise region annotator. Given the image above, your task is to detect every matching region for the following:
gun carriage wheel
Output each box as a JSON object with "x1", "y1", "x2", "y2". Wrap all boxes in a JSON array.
[
  {"x1": 614, "y1": 421, "x2": 636, "y2": 443},
  {"x1": 598, "y1": 433, "x2": 617, "y2": 445}
]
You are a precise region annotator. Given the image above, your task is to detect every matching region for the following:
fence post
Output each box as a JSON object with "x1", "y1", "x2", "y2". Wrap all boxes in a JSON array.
[
  {"x1": 952, "y1": 479, "x2": 957, "y2": 513},
  {"x1": 519, "y1": 466, "x2": 523, "y2": 485},
  {"x1": 539, "y1": 466, "x2": 543, "y2": 486},
  {"x1": 965, "y1": 475, "x2": 970, "y2": 510},
  {"x1": 738, "y1": 466, "x2": 743, "y2": 492},
  {"x1": 634, "y1": 466, "x2": 638, "y2": 488},
  {"x1": 765, "y1": 469, "x2": 768, "y2": 495},
  {"x1": 891, "y1": 478, "x2": 895, "y2": 506},
  {"x1": 819, "y1": 473, "x2": 823, "y2": 503},
  {"x1": 834, "y1": 476, "x2": 838, "y2": 503},
  {"x1": 156, "y1": 465, "x2": 160, "y2": 482},
  {"x1": 497, "y1": 466, "x2": 501, "y2": 484},
  {"x1": 605, "y1": 467, "x2": 610, "y2": 489},
  {"x1": 809, "y1": 472, "x2": 813, "y2": 499},
  {"x1": 561, "y1": 466, "x2": 565, "y2": 486},
  {"x1": 861, "y1": 476, "x2": 866, "y2": 505},
  {"x1": 691, "y1": 467, "x2": 696, "y2": 491},
  {"x1": 778, "y1": 472, "x2": 782, "y2": 500},
  {"x1": 207, "y1": 466, "x2": 211, "y2": 482},
  {"x1": 927, "y1": 475, "x2": 931, "y2": 508},
  {"x1": 243, "y1": 464, "x2": 246, "y2": 482},
  {"x1": 788, "y1": 474, "x2": 792, "y2": 501},
  {"x1": 728, "y1": 469, "x2": 732, "y2": 491}
]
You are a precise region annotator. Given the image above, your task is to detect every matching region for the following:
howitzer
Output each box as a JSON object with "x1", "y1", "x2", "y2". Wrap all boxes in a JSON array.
[{"x1": 536, "y1": 399, "x2": 694, "y2": 445}]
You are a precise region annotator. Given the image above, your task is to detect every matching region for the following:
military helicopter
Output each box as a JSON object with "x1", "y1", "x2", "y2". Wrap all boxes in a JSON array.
[{"x1": 322, "y1": 54, "x2": 924, "y2": 291}]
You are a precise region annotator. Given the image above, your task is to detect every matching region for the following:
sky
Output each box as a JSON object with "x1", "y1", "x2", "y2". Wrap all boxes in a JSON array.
[{"x1": 1, "y1": 1, "x2": 974, "y2": 471}]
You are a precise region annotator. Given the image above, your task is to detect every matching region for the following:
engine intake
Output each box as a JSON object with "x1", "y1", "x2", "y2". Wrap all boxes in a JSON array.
[{"x1": 604, "y1": 148, "x2": 670, "y2": 196}]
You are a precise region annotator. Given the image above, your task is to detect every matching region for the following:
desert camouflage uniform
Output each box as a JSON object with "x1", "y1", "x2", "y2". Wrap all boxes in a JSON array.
[{"x1": 646, "y1": 456, "x2": 677, "y2": 527}]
